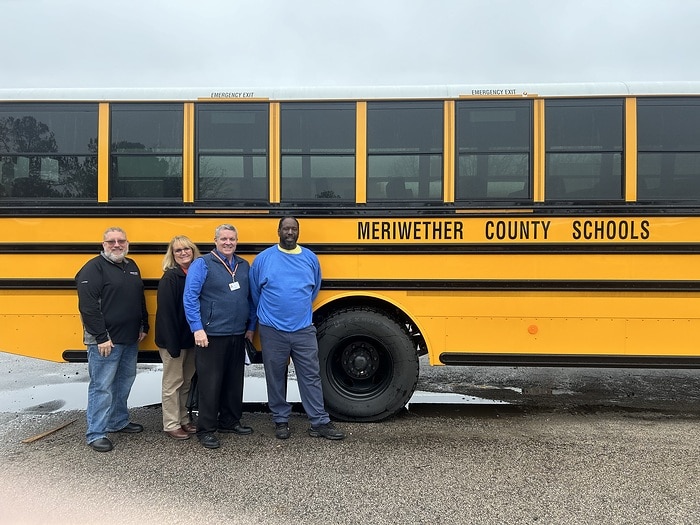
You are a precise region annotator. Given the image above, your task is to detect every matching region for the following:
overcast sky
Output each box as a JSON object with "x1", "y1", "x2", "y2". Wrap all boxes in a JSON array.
[{"x1": 2, "y1": 0, "x2": 700, "y2": 89}]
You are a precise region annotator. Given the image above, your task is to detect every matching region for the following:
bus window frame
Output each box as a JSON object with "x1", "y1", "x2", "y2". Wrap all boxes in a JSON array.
[
  {"x1": 0, "y1": 102, "x2": 99, "y2": 202},
  {"x1": 366, "y1": 100, "x2": 444, "y2": 204},
  {"x1": 637, "y1": 97, "x2": 700, "y2": 201},
  {"x1": 195, "y1": 102, "x2": 270, "y2": 204},
  {"x1": 280, "y1": 101, "x2": 356, "y2": 205},
  {"x1": 109, "y1": 102, "x2": 184, "y2": 202},
  {"x1": 544, "y1": 98, "x2": 625, "y2": 202},
  {"x1": 454, "y1": 99, "x2": 533, "y2": 202}
]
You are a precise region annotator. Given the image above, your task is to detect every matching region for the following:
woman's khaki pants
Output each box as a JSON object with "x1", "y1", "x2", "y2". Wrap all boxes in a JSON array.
[{"x1": 159, "y1": 347, "x2": 196, "y2": 431}]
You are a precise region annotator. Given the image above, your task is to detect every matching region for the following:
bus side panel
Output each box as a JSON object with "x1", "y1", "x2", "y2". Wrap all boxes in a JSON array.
[
  {"x1": 0, "y1": 290, "x2": 158, "y2": 362},
  {"x1": 421, "y1": 292, "x2": 700, "y2": 359}
]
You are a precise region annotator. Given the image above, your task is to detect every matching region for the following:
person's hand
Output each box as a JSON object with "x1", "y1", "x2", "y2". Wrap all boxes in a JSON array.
[
  {"x1": 245, "y1": 329, "x2": 255, "y2": 342},
  {"x1": 194, "y1": 329, "x2": 209, "y2": 347},
  {"x1": 137, "y1": 331, "x2": 147, "y2": 343},
  {"x1": 98, "y1": 339, "x2": 114, "y2": 357}
]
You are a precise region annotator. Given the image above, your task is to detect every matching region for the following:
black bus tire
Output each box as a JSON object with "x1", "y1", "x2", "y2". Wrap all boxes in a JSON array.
[{"x1": 316, "y1": 307, "x2": 419, "y2": 422}]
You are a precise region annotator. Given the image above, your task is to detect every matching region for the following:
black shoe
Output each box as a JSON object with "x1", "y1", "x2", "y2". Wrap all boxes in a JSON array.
[
  {"x1": 275, "y1": 422, "x2": 291, "y2": 440},
  {"x1": 89, "y1": 437, "x2": 113, "y2": 452},
  {"x1": 117, "y1": 422, "x2": 144, "y2": 433},
  {"x1": 219, "y1": 423, "x2": 253, "y2": 435},
  {"x1": 198, "y1": 433, "x2": 220, "y2": 449},
  {"x1": 308, "y1": 422, "x2": 345, "y2": 440}
]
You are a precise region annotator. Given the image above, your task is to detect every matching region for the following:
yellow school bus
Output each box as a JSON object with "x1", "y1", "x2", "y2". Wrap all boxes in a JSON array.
[{"x1": 2, "y1": 82, "x2": 700, "y2": 421}]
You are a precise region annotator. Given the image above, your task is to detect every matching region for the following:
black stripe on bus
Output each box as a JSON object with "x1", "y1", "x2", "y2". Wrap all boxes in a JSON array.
[
  {"x1": 1, "y1": 242, "x2": 700, "y2": 255},
  {"x1": 0, "y1": 243, "x2": 212, "y2": 254},
  {"x1": 0, "y1": 279, "x2": 162, "y2": 290},
  {"x1": 321, "y1": 279, "x2": 700, "y2": 292},
  {"x1": 59, "y1": 349, "x2": 700, "y2": 367},
  {"x1": 3, "y1": 203, "x2": 700, "y2": 218},
  {"x1": 304, "y1": 243, "x2": 700, "y2": 255},
  {"x1": 3, "y1": 278, "x2": 700, "y2": 292},
  {"x1": 63, "y1": 350, "x2": 161, "y2": 363},
  {"x1": 439, "y1": 353, "x2": 700, "y2": 368}
]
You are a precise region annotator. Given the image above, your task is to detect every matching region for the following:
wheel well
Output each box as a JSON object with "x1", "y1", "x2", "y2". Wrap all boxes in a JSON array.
[{"x1": 313, "y1": 296, "x2": 427, "y2": 357}]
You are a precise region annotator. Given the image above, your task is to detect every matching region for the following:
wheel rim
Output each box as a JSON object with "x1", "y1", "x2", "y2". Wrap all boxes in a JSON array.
[{"x1": 326, "y1": 336, "x2": 393, "y2": 399}]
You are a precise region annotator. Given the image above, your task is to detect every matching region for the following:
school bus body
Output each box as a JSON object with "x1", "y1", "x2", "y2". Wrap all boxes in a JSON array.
[{"x1": 2, "y1": 82, "x2": 700, "y2": 420}]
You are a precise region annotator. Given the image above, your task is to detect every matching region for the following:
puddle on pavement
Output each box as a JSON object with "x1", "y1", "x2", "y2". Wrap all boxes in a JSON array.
[
  {"x1": 1, "y1": 366, "x2": 506, "y2": 414},
  {"x1": 407, "y1": 390, "x2": 508, "y2": 407}
]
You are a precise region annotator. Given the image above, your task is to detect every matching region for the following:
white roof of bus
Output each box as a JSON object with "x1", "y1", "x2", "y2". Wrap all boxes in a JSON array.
[{"x1": 1, "y1": 82, "x2": 700, "y2": 101}]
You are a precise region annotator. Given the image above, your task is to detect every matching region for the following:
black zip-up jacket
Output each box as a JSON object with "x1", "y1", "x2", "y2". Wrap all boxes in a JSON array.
[
  {"x1": 155, "y1": 266, "x2": 194, "y2": 358},
  {"x1": 76, "y1": 253, "x2": 149, "y2": 345}
]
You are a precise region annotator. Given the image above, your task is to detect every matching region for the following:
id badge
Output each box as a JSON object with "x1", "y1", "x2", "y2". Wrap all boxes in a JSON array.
[{"x1": 229, "y1": 281, "x2": 240, "y2": 291}]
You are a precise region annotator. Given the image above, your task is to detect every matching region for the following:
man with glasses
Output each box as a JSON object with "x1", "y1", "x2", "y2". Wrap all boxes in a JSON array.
[{"x1": 76, "y1": 227, "x2": 149, "y2": 452}]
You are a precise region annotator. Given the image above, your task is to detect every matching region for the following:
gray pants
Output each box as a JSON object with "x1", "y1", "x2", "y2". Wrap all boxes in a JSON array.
[{"x1": 259, "y1": 324, "x2": 330, "y2": 427}]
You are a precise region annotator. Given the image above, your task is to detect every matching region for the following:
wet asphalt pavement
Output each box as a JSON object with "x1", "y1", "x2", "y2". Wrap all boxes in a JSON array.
[{"x1": 1, "y1": 353, "x2": 699, "y2": 524}]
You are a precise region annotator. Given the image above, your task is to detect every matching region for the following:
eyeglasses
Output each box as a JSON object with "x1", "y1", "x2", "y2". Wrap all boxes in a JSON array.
[
  {"x1": 104, "y1": 239, "x2": 127, "y2": 245},
  {"x1": 174, "y1": 247, "x2": 192, "y2": 253}
]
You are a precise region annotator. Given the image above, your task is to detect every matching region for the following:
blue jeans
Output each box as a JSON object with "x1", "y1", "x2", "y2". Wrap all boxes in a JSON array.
[
  {"x1": 259, "y1": 324, "x2": 330, "y2": 427},
  {"x1": 86, "y1": 343, "x2": 138, "y2": 444}
]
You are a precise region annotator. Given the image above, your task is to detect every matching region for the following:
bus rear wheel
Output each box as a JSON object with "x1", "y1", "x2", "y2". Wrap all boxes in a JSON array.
[{"x1": 316, "y1": 307, "x2": 419, "y2": 422}]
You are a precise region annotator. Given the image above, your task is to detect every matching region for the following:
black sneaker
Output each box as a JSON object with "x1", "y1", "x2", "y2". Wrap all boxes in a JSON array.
[
  {"x1": 117, "y1": 422, "x2": 143, "y2": 433},
  {"x1": 198, "y1": 433, "x2": 220, "y2": 449},
  {"x1": 275, "y1": 422, "x2": 291, "y2": 440},
  {"x1": 308, "y1": 422, "x2": 345, "y2": 440},
  {"x1": 88, "y1": 437, "x2": 113, "y2": 452}
]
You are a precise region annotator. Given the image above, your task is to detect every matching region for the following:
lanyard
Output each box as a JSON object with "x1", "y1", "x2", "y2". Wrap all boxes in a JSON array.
[{"x1": 210, "y1": 250, "x2": 239, "y2": 281}]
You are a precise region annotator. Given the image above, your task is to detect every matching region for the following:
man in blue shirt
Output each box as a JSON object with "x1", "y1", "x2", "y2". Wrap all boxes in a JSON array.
[
  {"x1": 250, "y1": 216, "x2": 345, "y2": 441},
  {"x1": 183, "y1": 224, "x2": 256, "y2": 449}
]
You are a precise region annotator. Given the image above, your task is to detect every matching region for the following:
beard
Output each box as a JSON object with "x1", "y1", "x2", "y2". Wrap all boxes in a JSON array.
[{"x1": 104, "y1": 248, "x2": 128, "y2": 264}]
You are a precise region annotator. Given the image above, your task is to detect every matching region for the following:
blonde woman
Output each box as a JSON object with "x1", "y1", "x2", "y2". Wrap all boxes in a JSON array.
[{"x1": 155, "y1": 235, "x2": 202, "y2": 440}]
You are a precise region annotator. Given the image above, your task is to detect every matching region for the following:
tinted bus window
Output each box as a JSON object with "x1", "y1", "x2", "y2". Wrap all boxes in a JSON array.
[
  {"x1": 281, "y1": 102, "x2": 355, "y2": 203},
  {"x1": 638, "y1": 98, "x2": 700, "y2": 200},
  {"x1": 455, "y1": 100, "x2": 532, "y2": 200},
  {"x1": 110, "y1": 104, "x2": 183, "y2": 200},
  {"x1": 0, "y1": 103, "x2": 98, "y2": 200},
  {"x1": 196, "y1": 103, "x2": 268, "y2": 202},
  {"x1": 367, "y1": 101, "x2": 443, "y2": 202},
  {"x1": 545, "y1": 99, "x2": 623, "y2": 201}
]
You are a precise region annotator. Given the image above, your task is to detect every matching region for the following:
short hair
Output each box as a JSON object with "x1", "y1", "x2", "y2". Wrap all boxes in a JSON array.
[
  {"x1": 162, "y1": 235, "x2": 202, "y2": 271},
  {"x1": 277, "y1": 216, "x2": 299, "y2": 229},
  {"x1": 214, "y1": 223, "x2": 237, "y2": 239},
  {"x1": 103, "y1": 226, "x2": 127, "y2": 241}
]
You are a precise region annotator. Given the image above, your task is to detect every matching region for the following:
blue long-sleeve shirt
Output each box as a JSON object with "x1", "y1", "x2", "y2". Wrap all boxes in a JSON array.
[
  {"x1": 183, "y1": 250, "x2": 257, "y2": 335},
  {"x1": 249, "y1": 245, "x2": 321, "y2": 332}
]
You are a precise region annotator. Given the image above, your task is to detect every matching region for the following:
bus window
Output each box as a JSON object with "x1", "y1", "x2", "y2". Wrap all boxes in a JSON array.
[
  {"x1": 196, "y1": 103, "x2": 268, "y2": 202},
  {"x1": 455, "y1": 100, "x2": 532, "y2": 200},
  {"x1": 638, "y1": 98, "x2": 700, "y2": 200},
  {"x1": 366, "y1": 101, "x2": 443, "y2": 203},
  {"x1": 545, "y1": 99, "x2": 623, "y2": 201},
  {"x1": 0, "y1": 103, "x2": 98, "y2": 201},
  {"x1": 110, "y1": 104, "x2": 183, "y2": 200},
  {"x1": 281, "y1": 102, "x2": 355, "y2": 203}
]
